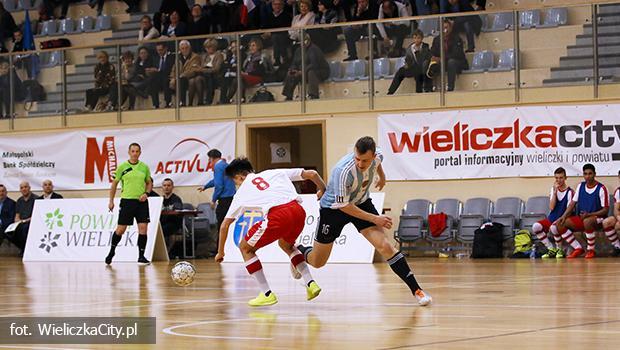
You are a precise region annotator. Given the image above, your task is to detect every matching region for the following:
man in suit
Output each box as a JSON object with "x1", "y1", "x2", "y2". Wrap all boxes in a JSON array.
[
  {"x1": 151, "y1": 42, "x2": 175, "y2": 108},
  {"x1": 40, "y1": 179, "x2": 63, "y2": 199},
  {"x1": 387, "y1": 29, "x2": 432, "y2": 94},
  {"x1": 0, "y1": 184, "x2": 16, "y2": 245},
  {"x1": 430, "y1": 19, "x2": 468, "y2": 91},
  {"x1": 170, "y1": 40, "x2": 203, "y2": 107},
  {"x1": 281, "y1": 34, "x2": 330, "y2": 100},
  {"x1": 12, "y1": 181, "x2": 40, "y2": 253}
]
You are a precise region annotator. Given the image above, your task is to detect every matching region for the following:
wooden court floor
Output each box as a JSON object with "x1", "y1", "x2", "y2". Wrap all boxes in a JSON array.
[{"x1": 0, "y1": 257, "x2": 619, "y2": 349}]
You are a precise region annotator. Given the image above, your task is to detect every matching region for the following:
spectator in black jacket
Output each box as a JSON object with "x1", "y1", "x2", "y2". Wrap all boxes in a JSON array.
[
  {"x1": 133, "y1": 47, "x2": 157, "y2": 102},
  {"x1": 441, "y1": 0, "x2": 485, "y2": 12},
  {"x1": 159, "y1": 178, "x2": 184, "y2": 255},
  {"x1": 0, "y1": 184, "x2": 16, "y2": 245},
  {"x1": 0, "y1": 3, "x2": 17, "y2": 42},
  {"x1": 40, "y1": 180, "x2": 63, "y2": 199},
  {"x1": 388, "y1": 29, "x2": 432, "y2": 94},
  {"x1": 282, "y1": 34, "x2": 329, "y2": 100},
  {"x1": 155, "y1": 0, "x2": 190, "y2": 33},
  {"x1": 443, "y1": 0, "x2": 483, "y2": 52},
  {"x1": 151, "y1": 43, "x2": 176, "y2": 108},
  {"x1": 430, "y1": 19, "x2": 468, "y2": 91},
  {"x1": 260, "y1": 0, "x2": 293, "y2": 66},
  {"x1": 11, "y1": 30, "x2": 35, "y2": 80},
  {"x1": 309, "y1": 0, "x2": 339, "y2": 54},
  {"x1": 162, "y1": 11, "x2": 188, "y2": 39},
  {"x1": 0, "y1": 59, "x2": 23, "y2": 118},
  {"x1": 11, "y1": 181, "x2": 40, "y2": 252},
  {"x1": 343, "y1": 0, "x2": 379, "y2": 61}
]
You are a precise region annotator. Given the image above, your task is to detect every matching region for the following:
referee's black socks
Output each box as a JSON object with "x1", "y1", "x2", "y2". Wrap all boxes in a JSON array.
[
  {"x1": 388, "y1": 252, "x2": 422, "y2": 294},
  {"x1": 138, "y1": 234, "x2": 147, "y2": 257},
  {"x1": 109, "y1": 232, "x2": 122, "y2": 254}
]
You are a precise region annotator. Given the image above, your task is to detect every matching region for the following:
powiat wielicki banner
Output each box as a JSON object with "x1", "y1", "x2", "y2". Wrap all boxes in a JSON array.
[{"x1": 378, "y1": 104, "x2": 620, "y2": 180}]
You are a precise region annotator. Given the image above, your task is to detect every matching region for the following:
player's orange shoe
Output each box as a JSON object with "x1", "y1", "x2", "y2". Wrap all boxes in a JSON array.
[
  {"x1": 585, "y1": 250, "x2": 596, "y2": 259},
  {"x1": 567, "y1": 248, "x2": 584, "y2": 259}
]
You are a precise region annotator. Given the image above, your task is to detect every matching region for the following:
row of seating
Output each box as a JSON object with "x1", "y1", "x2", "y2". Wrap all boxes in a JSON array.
[
  {"x1": 467, "y1": 49, "x2": 515, "y2": 73},
  {"x1": 2, "y1": 0, "x2": 40, "y2": 11},
  {"x1": 394, "y1": 195, "x2": 616, "y2": 251},
  {"x1": 36, "y1": 16, "x2": 112, "y2": 37}
]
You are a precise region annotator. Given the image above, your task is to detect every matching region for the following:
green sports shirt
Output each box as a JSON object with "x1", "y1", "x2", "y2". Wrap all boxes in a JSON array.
[{"x1": 114, "y1": 160, "x2": 151, "y2": 200}]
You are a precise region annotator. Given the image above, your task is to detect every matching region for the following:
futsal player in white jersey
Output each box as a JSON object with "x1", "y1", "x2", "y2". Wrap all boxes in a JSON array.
[
  {"x1": 215, "y1": 158, "x2": 327, "y2": 307},
  {"x1": 297, "y1": 136, "x2": 432, "y2": 306}
]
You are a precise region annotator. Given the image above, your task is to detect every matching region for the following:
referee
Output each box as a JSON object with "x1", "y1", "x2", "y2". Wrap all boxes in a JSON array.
[{"x1": 106, "y1": 143, "x2": 153, "y2": 265}]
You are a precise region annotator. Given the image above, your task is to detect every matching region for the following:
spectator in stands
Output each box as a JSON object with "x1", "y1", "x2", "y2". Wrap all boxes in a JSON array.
[
  {"x1": 159, "y1": 178, "x2": 184, "y2": 255},
  {"x1": 132, "y1": 47, "x2": 156, "y2": 105},
  {"x1": 43, "y1": 0, "x2": 78, "y2": 20},
  {"x1": 171, "y1": 40, "x2": 204, "y2": 107},
  {"x1": 0, "y1": 3, "x2": 17, "y2": 43},
  {"x1": 440, "y1": 0, "x2": 485, "y2": 12},
  {"x1": 238, "y1": 38, "x2": 266, "y2": 102},
  {"x1": 200, "y1": 38, "x2": 224, "y2": 105},
  {"x1": 188, "y1": 4, "x2": 210, "y2": 36},
  {"x1": 443, "y1": 0, "x2": 482, "y2": 52},
  {"x1": 261, "y1": 0, "x2": 293, "y2": 67},
  {"x1": 11, "y1": 30, "x2": 35, "y2": 80},
  {"x1": 84, "y1": 51, "x2": 117, "y2": 112},
  {"x1": 40, "y1": 180, "x2": 63, "y2": 199},
  {"x1": 162, "y1": 11, "x2": 188, "y2": 39},
  {"x1": 336, "y1": 0, "x2": 356, "y2": 21},
  {"x1": 119, "y1": 51, "x2": 140, "y2": 110},
  {"x1": 0, "y1": 184, "x2": 16, "y2": 245},
  {"x1": 430, "y1": 20, "x2": 468, "y2": 91},
  {"x1": 343, "y1": 0, "x2": 379, "y2": 61},
  {"x1": 207, "y1": 0, "x2": 233, "y2": 33},
  {"x1": 289, "y1": 0, "x2": 315, "y2": 42},
  {"x1": 219, "y1": 40, "x2": 240, "y2": 104},
  {"x1": 155, "y1": 0, "x2": 190, "y2": 33},
  {"x1": 388, "y1": 29, "x2": 432, "y2": 95},
  {"x1": 152, "y1": 43, "x2": 175, "y2": 108},
  {"x1": 138, "y1": 15, "x2": 160, "y2": 41},
  {"x1": 282, "y1": 34, "x2": 329, "y2": 100},
  {"x1": 122, "y1": 0, "x2": 141, "y2": 13},
  {"x1": 377, "y1": 0, "x2": 411, "y2": 58},
  {"x1": 0, "y1": 59, "x2": 23, "y2": 118},
  {"x1": 11, "y1": 181, "x2": 40, "y2": 253},
  {"x1": 310, "y1": 0, "x2": 339, "y2": 54}
]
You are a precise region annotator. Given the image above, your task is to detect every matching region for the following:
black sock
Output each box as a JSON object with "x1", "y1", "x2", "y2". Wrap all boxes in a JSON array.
[
  {"x1": 307, "y1": 280, "x2": 314, "y2": 287},
  {"x1": 388, "y1": 252, "x2": 421, "y2": 294},
  {"x1": 265, "y1": 290, "x2": 272, "y2": 297},
  {"x1": 109, "y1": 232, "x2": 122, "y2": 254},
  {"x1": 297, "y1": 245, "x2": 313, "y2": 261},
  {"x1": 138, "y1": 234, "x2": 147, "y2": 257}
]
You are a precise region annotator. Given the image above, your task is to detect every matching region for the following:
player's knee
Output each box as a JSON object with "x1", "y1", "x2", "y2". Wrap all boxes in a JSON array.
[
  {"x1": 532, "y1": 222, "x2": 542, "y2": 233},
  {"x1": 309, "y1": 254, "x2": 328, "y2": 268},
  {"x1": 239, "y1": 240, "x2": 255, "y2": 255},
  {"x1": 603, "y1": 217, "x2": 616, "y2": 228}
]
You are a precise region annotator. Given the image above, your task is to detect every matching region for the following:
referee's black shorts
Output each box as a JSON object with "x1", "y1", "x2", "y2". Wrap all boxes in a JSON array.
[{"x1": 118, "y1": 199, "x2": 150, "y2": 226}]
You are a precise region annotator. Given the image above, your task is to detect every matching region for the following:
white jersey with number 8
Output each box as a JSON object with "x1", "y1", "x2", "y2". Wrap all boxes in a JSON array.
[{"x1": 225, "y1": 168, "x2": 304, "y2": 220}]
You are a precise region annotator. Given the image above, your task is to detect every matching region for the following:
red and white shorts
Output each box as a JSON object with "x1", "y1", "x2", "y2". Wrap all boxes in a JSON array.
[
  {"x1": 537, "y1": 218, "x2": 553, "y2": 233},
  {"x1": 245, "y1": 201, "x2": 306, "y2": 249},
  {"x1": 567, "y1": 215, "x2": 605, "y2": 232}
]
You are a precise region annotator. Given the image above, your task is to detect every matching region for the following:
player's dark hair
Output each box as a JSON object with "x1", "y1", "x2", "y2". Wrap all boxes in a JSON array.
[
  {"x1": 355, "y1": 136, "x2": 376, "y2": 155},
  {"x1": 554, "y1": 167, "x2": 566, "y2": 176},
  {"x1": 207, "y1": 149, "x2": 222, "y2": 159},
  {"x1": 162, "y1": 178, "x2": 174, "y2": 185},
  {"x1": 583, "y1": 163, "x2": 595, "y2": 173},
  {"x1": 412, "y1": 29, "x2": 424, "y2": 38},
  {"x1": 0, "y1": 184, "x2": 5, "y2": 189},
  {"x1": 128, "y1": 142, "x2": 141, "y2": 151},
  {"x1": 225, "y1": 158, "x2": 254, "y2": 178}
]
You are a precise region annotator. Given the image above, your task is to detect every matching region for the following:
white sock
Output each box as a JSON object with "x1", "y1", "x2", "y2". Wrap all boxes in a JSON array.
[
  {"x1": 290, "y1": 250, "x2": 314, "y2": 285},
  {"x1": 245, "y1": 256, "x2": 271, "y2": 294}
]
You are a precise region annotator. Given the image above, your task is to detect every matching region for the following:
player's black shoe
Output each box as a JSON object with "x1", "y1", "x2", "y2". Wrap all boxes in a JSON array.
[
  {"x1": 105, "y1": 252, "x2": 115, "y2": 265},
  {"x1": 137, "y1": 256, "x2": 151, "y2": 266}
]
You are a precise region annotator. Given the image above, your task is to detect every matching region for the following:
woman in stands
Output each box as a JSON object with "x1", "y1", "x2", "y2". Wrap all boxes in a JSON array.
[
  {"x1": 199, "y1": 38, "x2": 225, "y2": 106},
  {"x1": 84, "y1": 51, "x2": 117, "y2": 112},
  {"x1": 289, "y1": 0, "x2": 316, "y2": 42},
  {"x1": 132, "y1": 47, "x2": 157, "y2": 105},
  {"x1": 230, "y1": 38, "x2": 266, "y2": 103},
  {"x1": 310, "y1": 0, "x2": 340, "y2": 54},
  {"x1": 138, "y1": 15, "x2": 160, "y2": 42}
]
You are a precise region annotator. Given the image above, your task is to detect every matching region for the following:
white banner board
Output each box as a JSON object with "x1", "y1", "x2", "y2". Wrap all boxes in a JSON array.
[
  {"x1": 379, "y1": 104, "x2": 620, "y2": 180},
  {"x1": 0, "y1": 122, "x2": 235, "y2": 190},
  {"x1": 23, "y1": 197, "x2": 168, "y2": 262},
  {"x1": 223, "y1": 193, "x2": 385, "y2": 263}
]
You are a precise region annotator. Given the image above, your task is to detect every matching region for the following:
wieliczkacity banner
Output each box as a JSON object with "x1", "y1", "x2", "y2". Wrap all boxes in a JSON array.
[
  {"x1": 0, "y1": 122, "x2": 235, "y2": 190},
  {"x1": 378, "y1": 104, "x2": 620, "y2": 180}
]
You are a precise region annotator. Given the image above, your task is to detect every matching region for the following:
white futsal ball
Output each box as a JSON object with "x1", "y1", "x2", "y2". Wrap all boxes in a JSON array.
[{"x1": 171, "y1": 261, "x2": 196, "y2": 287}]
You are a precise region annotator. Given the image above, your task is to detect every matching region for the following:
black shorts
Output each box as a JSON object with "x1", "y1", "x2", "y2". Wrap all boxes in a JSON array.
[
  {"x1": 118, "y1": 199, "x2": 150, "y2": 226},
  {"x1": 315, "y1": 198, "x2": 379, "y2": 244}
]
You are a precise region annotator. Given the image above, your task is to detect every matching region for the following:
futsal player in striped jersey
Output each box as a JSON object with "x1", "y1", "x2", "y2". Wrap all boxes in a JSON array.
[
  {"x1": 554, "y1": 164, "x2": 618, "y2": 259},
  {"x1": 532, "y1": 167, "x2": 578, "y2": 259},
  {"x1": 297, "y1": 136, "x2": 432, "y2": 306},
  {"x1": 215, "y1": 158, "x2": 327, "y2": 307}
]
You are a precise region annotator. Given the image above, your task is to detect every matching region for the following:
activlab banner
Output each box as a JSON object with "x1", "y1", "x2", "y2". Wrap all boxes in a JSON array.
[
  {"x1": 0, "y1": 122, "x2": 235, "y2": 190},
  {"x1": 379, "y1": 104, "x2": 620, "y2": 180},
  {"x1": 23, "y1": 197, "x2": 166, "y2": 262},
  {"x1": 223, "y1": 193, "x2": 385, "y2": 263}
]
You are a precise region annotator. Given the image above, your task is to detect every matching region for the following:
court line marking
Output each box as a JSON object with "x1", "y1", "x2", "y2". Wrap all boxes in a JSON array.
[
  {"x1": 162, "y1": 317, "x2": 276, "y2": 340},
  {"x1": 0, "y1": 346, "x2": 91, "y2": 350}
]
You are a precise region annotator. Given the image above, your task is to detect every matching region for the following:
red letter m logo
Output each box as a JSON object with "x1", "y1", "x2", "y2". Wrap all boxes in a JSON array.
[{"x1": 84, "y1": 137, "x2": 117, "y2": 184}]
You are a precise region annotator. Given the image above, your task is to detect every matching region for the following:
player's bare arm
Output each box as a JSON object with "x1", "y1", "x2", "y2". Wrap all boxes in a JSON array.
[
  {"x1": 215, "y1": 218, "x2": 235, "y2": 263},
  {"x1": 376, "y1": 163, "x2": 386, "y2": 190},
  {"x1": 300, "y1": 170, "x2": 327, "y2": 199},
  {"x1": 108, "y1": 179, "x2": 119, "y2": 211}
]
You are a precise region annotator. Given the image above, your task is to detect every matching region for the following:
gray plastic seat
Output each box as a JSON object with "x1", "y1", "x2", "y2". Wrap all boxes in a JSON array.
[
  {"x1": 78, "y1": 16, "x2": 95, "y2": 32},
  {"x1": 40, "y1": 51, "x2": 61, "y2": 68},
  {"x1": 328, "y1": 61, "x2": 341, "y2": 81},
  {"x1": 60, "y1": 18, "x2": 76, "y2": 34},
  {"x1": 490, "y1": 49, "x2": 515, "y2": 72},
  {"x1": 394, "y1": 199, "x2": 432, "y2": 248},
  {"x1": 37, "y1": 20, "x2": 58, "y2": 37},
  {"x1": 426, "y1": 198, "x2": 461, "y2": 242},
  {"x1": 373, "y1": 58, "x2": 390, "y2": 79},
  {"x1": 18, "y1": 0, "x2": 38, "y2": 10},
  {"x1": 457, "y1": 198, "x2": 493, "y2": 243},
  {"x1": 490, "y1": 197, "x2": 524, "y2": 240},
  {"x1": 87, "y1": 15, "x2": 111, "y2": 32},
  {"x1": 342, "y1": 59, "x2": 366, "y2": 81},
  {"x1": 4, "y1": 0, "x2": 18, "y2": 11},
  {"x1": 541, "y1": 8, "x2": 568, "y2": 27},
  {"x1": 520, "y1": 10, "x2": 541, "y2": 29},
  {"x1": 467, "y1": 50, "x2": 494, "y2": 73},
  {"x1": 417, "y1": 18, "x2": 439, "y2": 37},
  {"x1": 488, "y1": 12, "x2": 514, "y2": 32},
  {"x1": 520, "y1": 196, "x2": 550, "y2": 231},
  {"x1": 393, "y1": 56, "x2": 405, "y2": 73}
]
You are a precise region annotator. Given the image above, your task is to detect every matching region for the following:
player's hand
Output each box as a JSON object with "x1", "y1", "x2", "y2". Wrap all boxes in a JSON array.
[
  {"x1": 316, "y1": 189, "x2": 325, "y2": 200},
  {"x1": 197, "y1": 187, "x2": 205, "y2": 192},
  {"x1": 375, "y1": 177, "x2": 386, "y2": 191},
  {"x1": 373, "y1": 215, "x2": 393, "y2": 229},
  {"x1": 139, "y1": 193, "x2": 148, "y2": 202},
  {"x1": 108, "y1": 201, "x2": 114, "y2": 212},
  {"x1": 215, "y1": 252, "x2": 224, "y2": 263}
]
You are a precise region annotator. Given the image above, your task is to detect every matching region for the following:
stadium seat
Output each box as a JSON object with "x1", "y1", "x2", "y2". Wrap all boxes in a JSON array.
[
  {"x1": 87, "y1": 15, "x2": 112, "y2": 32},
  {"x1": 457, "y1": 198, "x2": 493, "y2": 244},
  {"x1": 490, "y1": 197, "x2": 523, "y2": 240},
  {"x1": 417, "y1": 18, "x2": 439, "y2": 37},
  {"x1": 393, "y1": 56, "x2": 406, "y2": 74},
  {"x1": 520, "y1": 10, "x2": 541, "y2": 29},
  {"x1": 18, "y1": 0, "x2": 38, "y2": 10},
  {"x1": 194, "y1": 203, "x2": 216, "y2": 254},
  {"x1": 490, "y1": 49, "x2": 515, "y2": 72},
  {"x1": 37, "y1": 20, "x2": 58, "y2": 37},
  {"x1": 519, "y1": 196, "x2": 550, "y2": 232},
  {"x1": 467, "y1": 50, "x2": 494, "y2": 73},
  {"x1": 60, "y1": 18, "x2": 76, "y2": 34},
  {"x1": 487, "y1": 12, "x2": 514, "y2": 32},
  {"x1": 3, "y1": 0, "x2": 18, "y2": 11},
  {"x1": 40, "y1": 51, "x2": 61, "y2": 68},
  {"x1": 343, "y1": 59, "x2": 366, "y2": 80},
  {"x1": 541, "y1": 8, "x2": 568, "y2": 28},
  {"x1": 78, "y1": 16, "x2": 95, "y2": 33},
  {"x1": 394, "y1": 199, "x2": 432, "y2": 249},
  {"x1": 373, "y1": 58, "x2": 390, "y2": 79},
  {"x1": 328, "y1": 61, "x2": 341, "y2": 81},
  {"x1": 427, "y1": 198, "x2": 461, "y2": 242}
]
